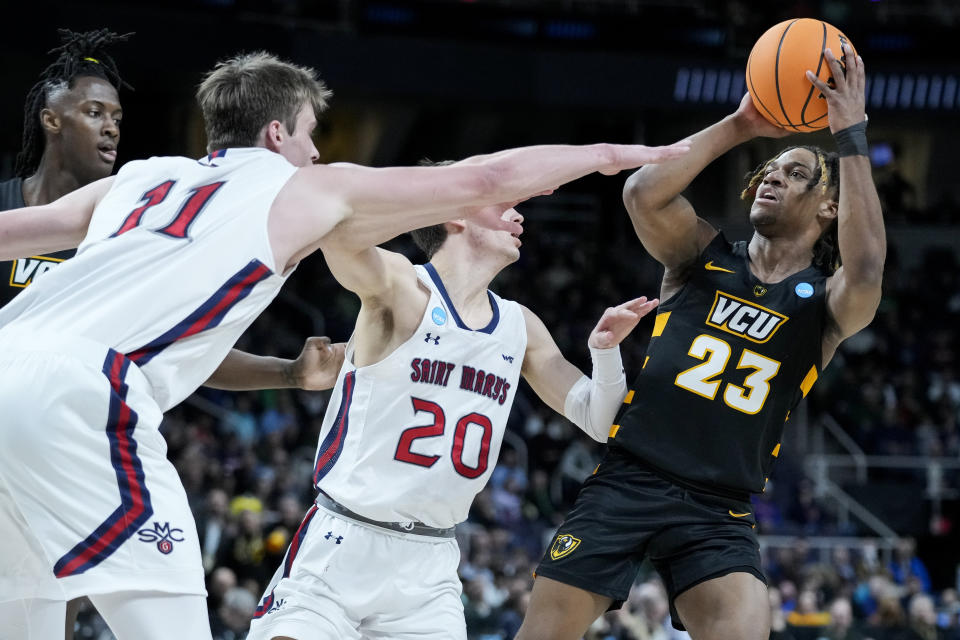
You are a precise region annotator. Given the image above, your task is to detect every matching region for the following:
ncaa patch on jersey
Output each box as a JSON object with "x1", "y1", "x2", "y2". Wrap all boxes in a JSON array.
[
  {"x1": 795, "y1": 282, "x2": 814, "y2": 298},
  {"x1": 431, "y1": 306, "x2": 447, "y2": 326},
  {"x1": 550, "y1": 533, "x2": 581, "y2": 560}
]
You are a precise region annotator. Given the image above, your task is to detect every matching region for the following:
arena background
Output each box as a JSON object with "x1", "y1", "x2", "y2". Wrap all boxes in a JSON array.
[{"x1": 2, "y1": 1, "x2": 959, "y2": 638}]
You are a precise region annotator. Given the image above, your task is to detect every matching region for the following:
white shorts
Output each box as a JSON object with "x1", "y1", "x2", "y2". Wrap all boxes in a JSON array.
[
  {"x1": 247, "y1": 502, "x2": 466, "y2": 640},
  {"x1": 0, "y1": 332, "x2": 205, "y2": 603}
]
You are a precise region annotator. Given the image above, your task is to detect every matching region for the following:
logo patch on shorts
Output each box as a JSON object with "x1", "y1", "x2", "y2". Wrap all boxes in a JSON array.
[
  {"x1": 136, "y1": 521, "x2": 185, "y2": 555},
  {"x1": 550, "y1": 533, "x2": 581, "y2": 560}
]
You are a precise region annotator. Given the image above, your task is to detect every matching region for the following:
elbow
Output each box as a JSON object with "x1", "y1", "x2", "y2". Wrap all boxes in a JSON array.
[{"x1": 622, "y1": 168, "x2": 658, "y2": 214}]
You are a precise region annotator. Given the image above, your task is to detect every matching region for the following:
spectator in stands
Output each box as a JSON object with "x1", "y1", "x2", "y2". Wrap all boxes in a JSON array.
[
  {"x1": 866, "y1": 596, "x2": 910, "y2": 640},
  {"x1": 207, "y1": 566, "x2": 238, "y2": 613},
  {"x1": 769, "y1": 587, "x2": 798, "y2": 640},
  {"x1": 210, "y1": 586, "x2": 257, "y2": 640},
  {"x1": 825, "y1": 597, "x2": 865, "y2": 640},
  {"x1": 787, "y1": 588, "x2": 831, "y2": 639},
  {"x1": 197, "y1": 488, "x2": 232, "y2": 573},
  {"x1": 890, "y1": 538, "x2": 933, "y2": 594},
  {"x1": 906, "y1": 593, "x2": 942, "y2": 640}
]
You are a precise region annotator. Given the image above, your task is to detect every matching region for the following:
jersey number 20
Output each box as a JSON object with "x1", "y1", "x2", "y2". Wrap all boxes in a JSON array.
[
  {"x1": 674, "y1": 334, "x2": 781, "y2": 414},
  {"x1": 394, "y1": 397, "x2": 493, "y2": 479}
]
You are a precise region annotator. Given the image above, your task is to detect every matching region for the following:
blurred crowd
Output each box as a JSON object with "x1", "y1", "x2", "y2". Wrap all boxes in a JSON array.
[{"x1": 67, "y1": 214, "x2": 958, "y2": 638}]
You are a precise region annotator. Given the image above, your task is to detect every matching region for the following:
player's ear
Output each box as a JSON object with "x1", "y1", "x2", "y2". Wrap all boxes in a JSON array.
[
  {"x1": 443, "y1": 220, "x2": 467, "y2": 234},
  {"x1": 261, "y1": 120, "x2": 285, "y2": 152},
  {"x1": 817, "y1": 198, "x2": 838, "y2": 223},
  {"x1": 40, "y1": 108, "x2": 61, "y2": 135}
]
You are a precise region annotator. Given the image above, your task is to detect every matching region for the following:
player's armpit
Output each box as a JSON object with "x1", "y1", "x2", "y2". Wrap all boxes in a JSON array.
[{"x1": 318, "y1": 243, "x2": 418, "y2": 304}]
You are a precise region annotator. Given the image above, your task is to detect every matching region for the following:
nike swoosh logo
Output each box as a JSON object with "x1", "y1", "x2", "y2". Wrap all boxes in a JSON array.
[
  {"x1": 728, "y1": 510, "x2": 751, "y2": 518},
  {"x1": 705, "y1": 261, "x2": 735, "y2": 274}
]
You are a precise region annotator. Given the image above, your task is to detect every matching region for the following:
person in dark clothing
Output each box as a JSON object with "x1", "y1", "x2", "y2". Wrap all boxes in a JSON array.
[
  {"x1": 517, "y1": 44, "x2": 884, "y2": 640},
  {"x1": 0, "y1": 28, "x2": 130, "y2": 306}
]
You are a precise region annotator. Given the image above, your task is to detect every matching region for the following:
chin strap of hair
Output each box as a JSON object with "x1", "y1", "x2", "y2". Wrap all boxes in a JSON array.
[
  {"x1": 563, "y1": 345, "x2": 627, "y2": 443},
  {"x1": 15, "y1": 28, "x2": 134, "y2": 179}
]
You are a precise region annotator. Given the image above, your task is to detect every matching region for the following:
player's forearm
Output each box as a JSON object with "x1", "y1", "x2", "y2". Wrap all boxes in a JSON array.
[
  {"x1": 470, "y1": 143, "x2": 621, "y2": 199},
  {"x1": 563, "y1": 346, "x2": 628, "y2": 443},
  {"x1": 334, "y1": 145, "x2": 618, "y2": 249},
  {"x1": 204, "y1": 349, "x2": 298, "y2": 391},
  {"x1": 0, "y1": 206, "x2": 83, "y2": 260},
  {"x1": 623, "y1": 116, "x2": 749, "y2": 216},
  {"x1": 836, "y1": 155, "x2": 885, "y2": 283}
]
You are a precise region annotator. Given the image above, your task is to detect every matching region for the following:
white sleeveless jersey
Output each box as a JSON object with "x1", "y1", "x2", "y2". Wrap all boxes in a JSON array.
[
  {"x1": 314, "y1": 264, "x2": 528, "y2": 529},
  {"x1": 0, "y1": 148, "x2": 296, "y2": 410}
]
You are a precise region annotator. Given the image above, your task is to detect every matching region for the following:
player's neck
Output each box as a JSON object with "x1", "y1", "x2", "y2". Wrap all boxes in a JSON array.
[
  {"x1": 747, "y1": 232, "x2": 815, "y2": 283},
  {"x1": 21, "y1": 155, "x2": 87, "y2": 207},
  {"x1": 430, "y1": 251, "x2": 498, "y2": 322}
]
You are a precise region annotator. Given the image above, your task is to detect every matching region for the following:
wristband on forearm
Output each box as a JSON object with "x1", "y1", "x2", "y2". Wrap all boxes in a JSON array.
[{"x1": 833, "y1": 120, "x2": 869, "y2": 158}]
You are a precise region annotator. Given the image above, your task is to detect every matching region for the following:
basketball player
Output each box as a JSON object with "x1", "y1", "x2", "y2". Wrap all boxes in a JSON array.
[
  {"x1": 246, "y1": 166, "x2": 660, "y2": 640},
  {"x1": 0, "y1": 50, "x2": 689, "y2": 638},
  {"x1": 1, "y1": 29, "x2": 129, "y2": 306},
  {"x1": 517, "y1": 45, "x2": 883, "y2": 640}
]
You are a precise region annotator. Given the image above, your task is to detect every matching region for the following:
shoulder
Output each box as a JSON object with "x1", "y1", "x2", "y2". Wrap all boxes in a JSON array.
[{"x1": 518, "y1": 303, "x2": 549, "y2": 339}]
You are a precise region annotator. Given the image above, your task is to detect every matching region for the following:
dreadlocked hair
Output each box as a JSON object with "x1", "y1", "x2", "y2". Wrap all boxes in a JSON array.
[
  {"x1": 740, "y1": 145, "x2": 842, "y2": 274},
  {"x1": 16, "y1": 28, "x2": 133, "y2": 178}
]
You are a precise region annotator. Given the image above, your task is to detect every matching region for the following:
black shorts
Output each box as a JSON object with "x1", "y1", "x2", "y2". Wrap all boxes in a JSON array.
[{"x1": 534, "y1": 446, "x2": 766, "y2": 631}]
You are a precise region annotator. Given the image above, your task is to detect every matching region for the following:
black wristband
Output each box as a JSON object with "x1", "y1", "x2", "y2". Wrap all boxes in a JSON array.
[{"x1": 833, "y1": 120, "x2": 869, "y2": 158}]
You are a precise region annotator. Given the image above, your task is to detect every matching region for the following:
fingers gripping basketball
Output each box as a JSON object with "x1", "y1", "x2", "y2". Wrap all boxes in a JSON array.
[{"x1": 746, "y1": 18, "x2": 857, "y2": 132}]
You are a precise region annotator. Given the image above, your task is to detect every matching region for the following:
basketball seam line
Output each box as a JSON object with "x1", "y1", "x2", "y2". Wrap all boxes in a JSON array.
[
  {"x1": 747, "y1": 45, "x2": 788, "y2": 128},
  {"x1": 775, "y1": 19, "x2": 802, "y2": 130},
  {"x1": 798, "y1": 21, "x2": 829, "y2": 129}
]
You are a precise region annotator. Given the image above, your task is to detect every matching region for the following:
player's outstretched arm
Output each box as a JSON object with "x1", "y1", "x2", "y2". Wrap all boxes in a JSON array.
[
  {"x1": 521, "y1": 297, "x2": 658, "y2": 442},
  {"x1": 622, "y1": 96, "x2": 787, "y2": 270},
  {"x1": 269, "y1": 142, "x2": 689, "y2": 271},
  {"x1": 808, "y1": 46, "x2": 885, "y2": 362},
  {"x1": 0, "y1": 177, "x2": 112, "y2": 260},
  {"x1": 204, "y1": 337, "x2": 345, "y2": 391}
]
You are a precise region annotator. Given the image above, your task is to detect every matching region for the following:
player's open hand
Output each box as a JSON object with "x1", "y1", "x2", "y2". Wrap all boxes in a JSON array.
[
  {"x1": 289, "y1": 336, "x2": 346, "y2": 391},
  {"x1": 598, "y1": 141, "x2": 691, "y2": 175},
  {"x1": 733, "y1": 93, "x2": 792, "y2": 139},
  {"x1": 464, "y1": 204, "x2": 526, "y2": 235},
  {"x1": 588, "y1": 296, "x2": 660, "y2": 349},
  {"x1": 806, "y1": 44, "x2": 866, "y2": 133}
]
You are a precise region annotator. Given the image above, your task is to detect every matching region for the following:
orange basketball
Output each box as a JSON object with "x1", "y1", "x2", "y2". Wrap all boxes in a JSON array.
[{"x1": 746, "y1": 18, "x2": 857, "y2": 132}]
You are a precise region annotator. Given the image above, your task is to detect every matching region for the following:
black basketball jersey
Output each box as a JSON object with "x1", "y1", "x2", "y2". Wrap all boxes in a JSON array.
[
  {"x1": 612, "y1": 232, "x2": 829, "y2": 497},
  {"x1": 0, "y1": 177, "x2": 76, "y2": 307}
]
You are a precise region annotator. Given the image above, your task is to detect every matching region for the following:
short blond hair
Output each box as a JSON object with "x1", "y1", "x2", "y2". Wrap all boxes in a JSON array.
[{"x1": 197, "y1": 51, "x2": 332, "y2": 151}]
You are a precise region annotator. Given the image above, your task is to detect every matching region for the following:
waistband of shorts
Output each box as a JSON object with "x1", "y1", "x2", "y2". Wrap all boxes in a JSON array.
[
  {"x1": 315, "y1": 492, "x2": 456, "y2": 538},
  {"x1": 0, "y1": 329, "x2": 151, "y2": 393}
]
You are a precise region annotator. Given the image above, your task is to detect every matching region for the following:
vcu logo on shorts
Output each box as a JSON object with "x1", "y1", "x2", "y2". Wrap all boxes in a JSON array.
[
  {"x1": 706, "y1": 291, "x2": 788, "y2": 344},
  {"x1": 550, "y1": 533, "x2": 581, "y2": 560}
]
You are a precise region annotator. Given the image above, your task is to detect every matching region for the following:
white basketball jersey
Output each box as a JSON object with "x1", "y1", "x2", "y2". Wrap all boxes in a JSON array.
[
  {"x1": 314, "y1": 264, "x2": 528, "y2": 529},
  {"x1": 0, "y1": 148, "x2": 296, "y2": 410}
]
